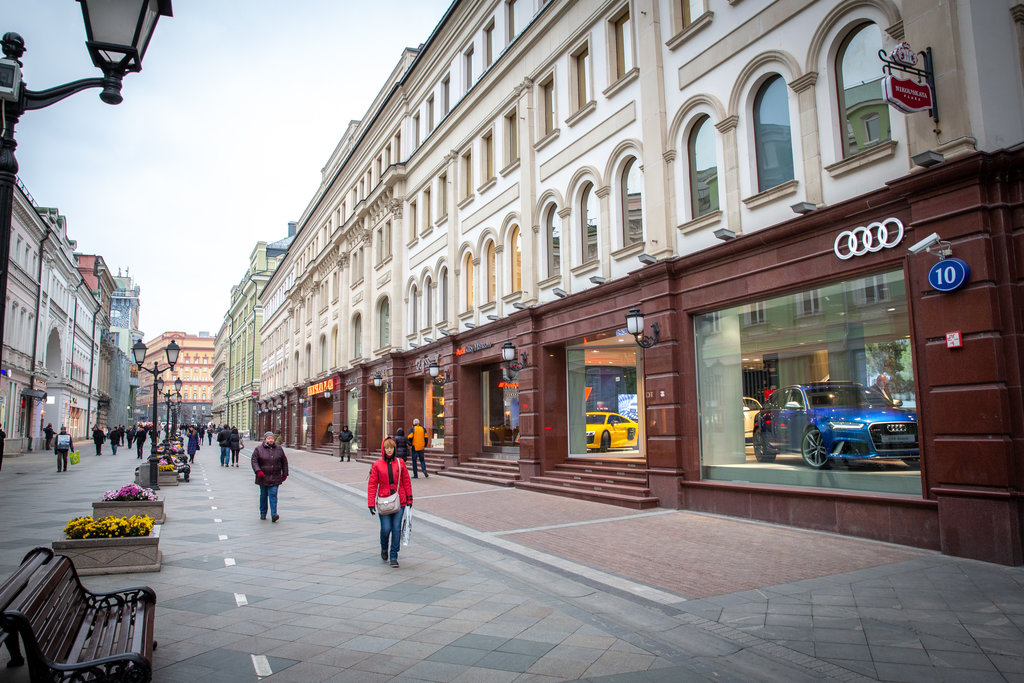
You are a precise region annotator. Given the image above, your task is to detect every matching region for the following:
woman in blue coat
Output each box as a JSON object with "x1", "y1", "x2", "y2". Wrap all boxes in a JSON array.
[{"x1": 186, "y1": 427, "x2": 200, "y2": 463}]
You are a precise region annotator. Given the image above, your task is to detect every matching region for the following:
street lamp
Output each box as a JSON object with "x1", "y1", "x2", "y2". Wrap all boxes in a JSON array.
[
  {"x1": 372, "y1": 370, "x2": 392, "y2": 393},
  {"x1": 625, "y1": 307, "x2": 660, "y2": 348},
  {"x1": 501, "y1": 341, "x2": 527, "y2": 373},
  {"x1": 132, "y1": 338, "x2": 179, "y2": 490},
  {"x1": 428, "y1": 358, "x2": 449, "y2": 385},
  {"x1": 0, "y1": 2, "x2": 172, "y2": 375},
  {"x1": 160, "y1": 377, "x2": 181, "y2": 439}
]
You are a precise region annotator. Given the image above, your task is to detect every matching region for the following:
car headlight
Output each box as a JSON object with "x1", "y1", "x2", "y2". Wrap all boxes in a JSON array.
[
  {"x1": 586, "y1": 431, "x2": 595, "y2": 438},
  {"x1": 828, "y1": 421, "x2": 864, "y2": 430}
]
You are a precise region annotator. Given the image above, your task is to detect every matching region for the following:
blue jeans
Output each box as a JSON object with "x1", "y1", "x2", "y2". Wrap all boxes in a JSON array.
[
  {"x1": 259, "y1": 485, "x2": 279, "y2": 516},
  {"x1": 410, "y1": 449, "x2": 426, "y2": 476},
  {"x1": 111, "y1": 443, "x2": 118, "y2": 455},
  {"x1": 379, "y1": 506, "x2": 405, "y2": 561},
  {"x1": 220, "y1": 446, "x2": 230, "y2": 466}
]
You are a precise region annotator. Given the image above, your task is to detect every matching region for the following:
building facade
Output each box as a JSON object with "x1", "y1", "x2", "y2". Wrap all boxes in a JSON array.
[
  {"x1": 135, "y1": 331, "x2": 214, "y2": 429},
  {"x1": 257, "y1": 0, "x2": 1024, "y2": 564},
  {"x1": 210, "y1": 321, "x2": 227, "y2": 426}
]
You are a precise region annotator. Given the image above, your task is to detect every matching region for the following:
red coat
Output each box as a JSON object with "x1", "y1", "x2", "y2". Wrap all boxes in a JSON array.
[{"x1": 368, "y1": 456, "x2": 413, "y2": 509}]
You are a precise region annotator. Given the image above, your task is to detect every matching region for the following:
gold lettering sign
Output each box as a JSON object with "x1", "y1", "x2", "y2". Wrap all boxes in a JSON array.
[{"x1": 307, "y1": 377, "x2": 336, "y2": 396}]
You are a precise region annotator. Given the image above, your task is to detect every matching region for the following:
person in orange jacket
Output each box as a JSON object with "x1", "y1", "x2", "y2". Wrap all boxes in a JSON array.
[
  {"x1": 408, "y1": 418, "x2": 429, "y2": 478},
  {"x1": 367, "y1": 437, "x2": 413, "y2": 567}
]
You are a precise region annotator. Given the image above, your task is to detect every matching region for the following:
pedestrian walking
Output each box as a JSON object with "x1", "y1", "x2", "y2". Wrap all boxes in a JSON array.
[
  {"x1": 217, "y1": 425, "x2": 231, "y2": 467},
  {"x1": 229, "y1": 427, "x2": 243, "y2": 467},
  {"x1": 136, "y1": 424, "x2": 147, "y2": 458},
  {"x1": 207, "y1": 425, "x2": 214, "y2": 445},
  {"x1": 198, "y1": 425, "x2": 206, "y2": 444},
  {"x1": 251, "y1": 431, "x2": 288, "y2": 522},
  {"x1": 338, "y1": 425, "x2": 353, "y2": 461},
  {"x1": 108, "y1": 426, "x2": 119, "y2": 455},
  {"x1": 368, "y1": 437, "x2": 413, "y2": 568},
  {"x1": 408, "y1": 418, "x2": 429, "y2": 478},
  {"x1": 92, "y1": 425, "x2": 105, "y2": 455},
  {"x1": 43, "y1": 423, "x2": 55, "y2": 451},
  {"x1": 54, "y1": 427, "x2": 73, "y2": 472},
  {"x1": 394, "y1": 427, "x2": 411, "y2": 462},
  {"x1": 186, "y1": 427, "x2": 200, "y2": 463},
  {"x1": 127, "y1": 425, "x2": 135, "y2": 449}
]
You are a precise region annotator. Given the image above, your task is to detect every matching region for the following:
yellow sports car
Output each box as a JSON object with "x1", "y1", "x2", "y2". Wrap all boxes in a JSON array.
[{"x1": 586, "y1": 412, "x2": 639, "y2": 451}]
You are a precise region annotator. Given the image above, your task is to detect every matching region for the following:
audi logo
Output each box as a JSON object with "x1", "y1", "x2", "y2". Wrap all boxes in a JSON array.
[
  {"x1": 887, "y1": 424, "x2": 909, "y2": 433},
  {"x1": 833, "y1": 217, "x2": 905, "y2": 260}
]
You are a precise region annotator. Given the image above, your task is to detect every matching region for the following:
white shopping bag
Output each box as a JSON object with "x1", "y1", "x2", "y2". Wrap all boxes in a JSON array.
[{"x1": 401, "y1": 506, "x2": 413, "y2": 546}]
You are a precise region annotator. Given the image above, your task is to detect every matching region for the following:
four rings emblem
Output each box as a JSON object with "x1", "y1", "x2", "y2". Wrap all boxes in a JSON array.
[{"x1": 833, "y1": 217, "x2": 905, "y2": 260}]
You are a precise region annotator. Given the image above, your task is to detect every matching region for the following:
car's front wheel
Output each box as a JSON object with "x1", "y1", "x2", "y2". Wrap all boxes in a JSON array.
[
  {"x1": 801, "y1": 427, "x2": 830, "y2": 469},
  {"x1": 599, "y1": 431, "x2": 611, "y2": 452},
  {"x1": 752, "y1": 430, "x2": 775, "y2": 462}
]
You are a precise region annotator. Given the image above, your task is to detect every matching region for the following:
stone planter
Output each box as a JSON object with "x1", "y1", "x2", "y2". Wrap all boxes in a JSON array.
[
  {"x1": 92, "y1": 498, "x2": 165, "y2": 525},
  {"x1": 135, "y1": 469, "x2": 178, "y2": 487},
  {"x1": 51, "y1": 535, "x2": 161, "y2": 575}
]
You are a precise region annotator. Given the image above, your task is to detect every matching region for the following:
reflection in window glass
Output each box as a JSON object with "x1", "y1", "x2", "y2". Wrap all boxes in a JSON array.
[
  {"x1": 347, "y1": 388, "x2": 359, "y2": 452},
  {"x1": 838, "y1": 23, "x2": 890, "y2": 157},
  {"x1": 567, "y1": 337, "x2": 642, "y2": 457},
  {"x1": 753, "y1": 75, "x2": 795, "y2": 192},
  {"x1": 688, "y1": 115, "x2": 719, "y2": 217},
  {"x1": 695, "y1": 270, "x2": 919, "y2": 495},
  {"x1": 510, "y1": 226, "x2": 522, "y2": 292},
  {"x1": 426, "y1": 381, "x2": 445, "y2": 448},
  {"x1": 581, "y1": 183, "x2": 599, "y2": 262},
  {"x1": 482, "y1": 363, "x2": 519, "y2": 448},
  {"x1": 622, "y1": 158, "x2": 643, "y2": 246}
]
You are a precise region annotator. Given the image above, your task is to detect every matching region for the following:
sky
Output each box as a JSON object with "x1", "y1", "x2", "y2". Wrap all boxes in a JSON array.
[{"x1": 5, "y1": 0, "x2": 453, "y2": 339}]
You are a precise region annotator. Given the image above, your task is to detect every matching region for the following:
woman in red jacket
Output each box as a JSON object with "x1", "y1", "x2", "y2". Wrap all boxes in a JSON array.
[{"x1": 367, "y1": 437, "x2": 413, "y2": 567}]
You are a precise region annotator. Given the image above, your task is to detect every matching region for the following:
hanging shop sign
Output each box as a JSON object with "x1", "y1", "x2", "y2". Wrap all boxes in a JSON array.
[
  {"x1": 928, "y1": 257, "x2": 971, "y2": 292},
  {"x1": 833, "y1": 217, "x2": 904, "y2": 260},
  {"x1": 879, "y1": 41, "x2": 938, "y2": 120},
  {"x1": 307, "y1": 377, "x2": 336, "y2": 397},
  {"x1": 455, "y1": 342, "x2": 493, "y2": 357}
]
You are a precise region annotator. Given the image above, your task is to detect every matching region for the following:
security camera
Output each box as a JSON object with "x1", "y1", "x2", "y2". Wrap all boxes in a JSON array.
[{"x1": 908, "y1": 232, "x2": 941, "y2": 255}]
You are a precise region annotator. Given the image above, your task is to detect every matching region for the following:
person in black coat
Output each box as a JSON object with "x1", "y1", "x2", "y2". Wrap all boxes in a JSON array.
[
  {"x1": 127, "y1": 425, "x2": 136, "y2": 448},
  {"x1": 43, "y1": 423, "x2": 55, "y2": 450},
  {"x1": 229, "y1": 427, "x2": 243, "y2": 467},
  {"x1": 136, "y1": 424, "x2": 147, "y2": 458},
  {"x1": 393, "y1": 427, "x2": 411, "y2": 462},
  {"x1": 92, "y1": 425, "x2": 106, "y2": 455},
  {"x1": 217, "y1": 426, "x2": 231, "y2": 466}
]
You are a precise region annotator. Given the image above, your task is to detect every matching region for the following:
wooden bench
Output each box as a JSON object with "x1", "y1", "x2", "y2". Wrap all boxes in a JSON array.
[{"x1": 0, "y1": 546, "x2": 157, "y2": 682}]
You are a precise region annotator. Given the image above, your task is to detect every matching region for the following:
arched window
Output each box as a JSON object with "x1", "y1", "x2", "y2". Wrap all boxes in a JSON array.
[
  {"x1": 545, "y1": 205, "x2": 561, "y2": 278},
  {"x1": 439, "y1": 267, "x2": 449, "y2": 322},
  {"x1": 352, "y1": 314, "x2": 362, "y2": 359},
  {"x1": 621, "y1": 158, "x2": 643, "y2": 246},
  {"x1": 330, "y1": 326, "x2": 338, "y2": 367},
  {"x1": 753, "y1": 75, "x2": 794, "y2": 192},
  {"x1": 304, "y1": 344, "x2": 311, "y2": 378},
  {"x1": 410, "y1": 284, "x2": 419, "y2": 332},
  {"x1": 688, "y1": 115, "x2": 719, "y2": 217},
  {"x1": 464, "y1": 254, "x2": 475, "y2": 310},
  {"x1": 319, "y1": 335, "x2": 327, "y2": 372},
  {"x1": 378, "y1": 298, "x2": 391, "y2": 348},
  {"x1": 837, "y1": 23, "x2": 890, "y2": 157},
  {"x1": 424, "y1": 276, "x2": 433, "y2": 327},
  {"x1": 509, "y1": 226, "x2": 522, "y2": 293},
  {"x1": 486, "y1": 242, "x2": 496, "y2": 303},
  {"x1": 580, "y1": 182, "x2": 598, "y2": 262}
]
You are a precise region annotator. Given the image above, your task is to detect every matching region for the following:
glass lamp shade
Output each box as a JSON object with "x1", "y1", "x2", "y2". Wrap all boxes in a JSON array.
[
  {"x1": 501, "y1": 341, "x2": 516, "y2": 362},
  {"x1": 77, "y1": 0, "x2": 172, "y2": 75},
  {"x1": 156, "y1": 377, "x2": 164, "y2": 393},
  {"x1": 165, "y1": 339, "x2": 180, "y2": 366},
  {"x1": 429, "y1": 360, "x2": 440, "y2": 378},
  {"x1": 625, "y1": 307, "x2": 644, "y2": 336},
  {"x1": 131, "y1": 339, "x2": 147, "y2": 366},
  {"x1": 174, "y1": 377, "x2": 182, "y2": 393},
  {"x1": 372, "y1": 374, "x2": 383, "y2": 388}
]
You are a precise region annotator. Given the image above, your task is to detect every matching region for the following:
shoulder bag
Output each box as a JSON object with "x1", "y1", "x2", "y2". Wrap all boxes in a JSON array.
[{"x1": 376, "y1": 459, "x2": 401, "y2": 515}]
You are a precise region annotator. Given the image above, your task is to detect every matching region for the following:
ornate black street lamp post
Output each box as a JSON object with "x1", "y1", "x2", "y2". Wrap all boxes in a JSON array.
[
  {"x1": 132, "y1": 338, "x2": 179, "y2": 490},
  {"x1": 0, "y1": 2, "x2": 172, "y2": 375}
]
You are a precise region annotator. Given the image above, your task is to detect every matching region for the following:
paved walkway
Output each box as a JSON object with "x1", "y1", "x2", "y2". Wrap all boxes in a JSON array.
[{"x1": 0, "y1": 446, "x2": 1021, "y2": 682}]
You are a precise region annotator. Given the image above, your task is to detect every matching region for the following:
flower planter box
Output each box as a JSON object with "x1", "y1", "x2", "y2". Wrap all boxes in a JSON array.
[
  {"x1": 51, "y1": 535, "x2": 161, "y2": 576},
  {"x1": 92, "y1": 499, "x2": 165, "y2": 525},
  {"x1": 135, "y1": 469, "x2": 178, "y2": 487}
]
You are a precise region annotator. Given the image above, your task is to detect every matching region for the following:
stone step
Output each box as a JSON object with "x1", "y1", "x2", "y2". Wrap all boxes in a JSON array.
[
  {"x1": 555, "y1": 462, "x2": 649, "y2": 480},
  {"x1": 515, "y1": 480, "x2": 659, "y2": 509},
  {"x1": 525, "y1": 474, "x2": 652, "y2": 497},
  {"x1": 541, "y1": 470, "x2": 648, "y2": 487},
  {"x1": 440, "y1": 468, "x2": 519, "y2": 487}
]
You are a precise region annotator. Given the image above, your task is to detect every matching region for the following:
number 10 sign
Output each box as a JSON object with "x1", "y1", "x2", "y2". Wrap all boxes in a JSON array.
[{"x1": 928, "y1": 258, "x2": 970, "y2": 292}]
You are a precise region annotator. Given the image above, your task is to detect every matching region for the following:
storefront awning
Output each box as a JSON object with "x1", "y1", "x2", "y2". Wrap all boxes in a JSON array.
[{"x1": 21, "y1": 389, "x2": 46, "y2": 399}]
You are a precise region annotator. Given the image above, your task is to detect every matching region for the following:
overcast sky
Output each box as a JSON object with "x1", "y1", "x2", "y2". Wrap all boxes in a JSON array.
[{"x1": 6, "y1": 0, "x2": 452, "y2": 340}]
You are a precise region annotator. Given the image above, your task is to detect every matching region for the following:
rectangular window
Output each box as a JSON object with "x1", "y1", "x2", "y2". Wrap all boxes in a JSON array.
[
  {"x1": 572, "y1": 44, "x2": 591, "y2": 112},
  {"x1": 437, "y1": 174, "x2": 448, "y2": 217},
  {"x1": 441, "y1": 75, "x2": 450, "y2": 116},
  {"x1": 567, "y1": 337, "x2": 642, "y2": 457},
  {"x1": 424, "y1": 187, "x2": 432, "y2": 225},
  {"x1": 483, "y1": 21, "x2": 494, "y2": 67},
  {"x1": 482, "y1": 132, "x2": 494, "y2": 182},
  {"x1": 383, "y1": 221, "x2": 392, "y2": 259},
  {"x1": 612, "y1": 10, "x2": 633, "y2": 80},
  {"x1": 504, "y1": 108, "x2": 519, "y2": 164},
  {"x1": 464, "y1": 45, "x2": 474, "y2": 90},
  {"x1": 394, "y1": 131, "x2": 402, "y2": 160},
  {"x1": 507, "y1": 0, "x2": 529, "y2": 42},
  {"x1": 375, "y1": 228, "x2": 384, "y2": 265},
  {"x1": 409, "y1": 200, "x2": 417, "y2": 239},
  {"x1": 412, "y1": 113, "x2": 420, "y2": 147},
  {"x1": 462, "y1": 149, "x2": 473, "y2": 198},
  {"x1": 426, "y1": 97, "x2": 435, "y2": 131},
  {"x1": 540, "y1": 76, "x2": 555, "y2": 135},
  {"x1": 695, "y1": 270, "x2": 918, "y2": 495}
]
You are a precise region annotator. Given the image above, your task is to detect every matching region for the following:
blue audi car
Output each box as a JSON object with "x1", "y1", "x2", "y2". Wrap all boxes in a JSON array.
[{"x1": 752, "y1": 382, "x2": 918, "y2": 468}]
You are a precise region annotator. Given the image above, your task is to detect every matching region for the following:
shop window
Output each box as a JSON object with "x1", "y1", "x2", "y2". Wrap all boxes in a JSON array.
[
  {"x1": 620, "y1": 157, "x2": 643, "y2": 246},
  {"x1": 482, "y1": 363, "x2": 520, "y2": 448},
  {"x1": 545, "y1": 204, "x2": 561, "y2": 278},
  {"x1": 688, "y1": 115, "x2": 719, "y2": 217},
  {"x1": 580, "y1": 182, "x2": 599, "y2": 263},
  {"x1": 567, "y1": 336, "x2": 643, "y2": 458},
  {"x1": 837, "y1": 23, "x2": 890, "y2": 158},
  {"x1": 509, "y1": 226, "x2": 522, "y2": 293},
  {"x1": 753, "y1": 75, "x2": 795, "y2": 192},
  {"x1": 695, "y1": 269, "x2": 918, "y2": 495},
  {"x1": 427, "y1": 379, "x2": 445, "y2": 447},
  {"x1": 347, "y1": 388, "x2": 359, "y2": 452},
  {"x1": 377, "y1": 298, "x2": 391, "y2": 348},
  {"x1": 486, "y1": 242, "x2": 496, "y2": 302}
]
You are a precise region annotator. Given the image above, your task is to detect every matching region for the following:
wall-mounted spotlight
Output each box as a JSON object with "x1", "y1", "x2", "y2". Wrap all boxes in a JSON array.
[
  {"x1": 552, "y1": 287, "x2": 568, "y2": 298},
  {"x1": 486, "y1": 314, "x2": 499, "y2": 321},
  {"x1": 438, "y1": 329, "x2": 451, "y2": 337},
  {"x1": 791, "y1": 201, "x2": 816, "y2": 214},
  {"x1": 589, "y1": 275, "x2": 606, "y2": 285},
  {"x1": 501, "y1": 340, "x2": 528, "y2": 372},
  {"x1": 465, "y1": 322, "x2": 476, "y2": 329},
  {"x1": 423, "y1": 337, "x2": 434, "y2": 343},
  {"x1": 714, "y1": 228, "x2": 737, "y2": 241},
  {"x1": 911, "y1": 150, "x2": 944, "y2": 168},
  {"x1": 625, "y1": 307, "x2": 660, "y2": 349},
  {"x1": 512, "y1": 302, "x2": 527, "y2": 310},
  {"x1": 637, "y1": 253, "x2": 657, "y2": 265}
]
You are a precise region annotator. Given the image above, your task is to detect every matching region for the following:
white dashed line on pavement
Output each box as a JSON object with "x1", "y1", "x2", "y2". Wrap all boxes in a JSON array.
[
  {"x1": 251, "y1": 654, "x2": 271, "y2": 677},
  {"x1": 235, "y1": 593, "x2": 248, "y2": 606},
  {"x1": 224, "y1": 558, "x2": 235, "y2": 566}
]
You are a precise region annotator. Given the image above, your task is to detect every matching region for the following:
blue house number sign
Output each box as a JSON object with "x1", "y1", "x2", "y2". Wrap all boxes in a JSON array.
[{"x1": 928, "y1": 258, "x2": 970, "y2": 292}]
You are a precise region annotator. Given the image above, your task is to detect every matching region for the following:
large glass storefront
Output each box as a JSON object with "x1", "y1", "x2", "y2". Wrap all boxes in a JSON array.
[
  {"x1": 346, "y1": 388, "x2": 360, "y2": 453},
  {"x1": 696, "y1": 270, "x2": 919, "y2": 494},
  {"x1": 567, "y1": 335, "x2": 643, "y2": 458},
  {"x1": 425, "y1": 380, "x2": 446, "y2": 449},
  {"x1": 481, "y1": 363, "x2": 519, "y2": 450}
]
